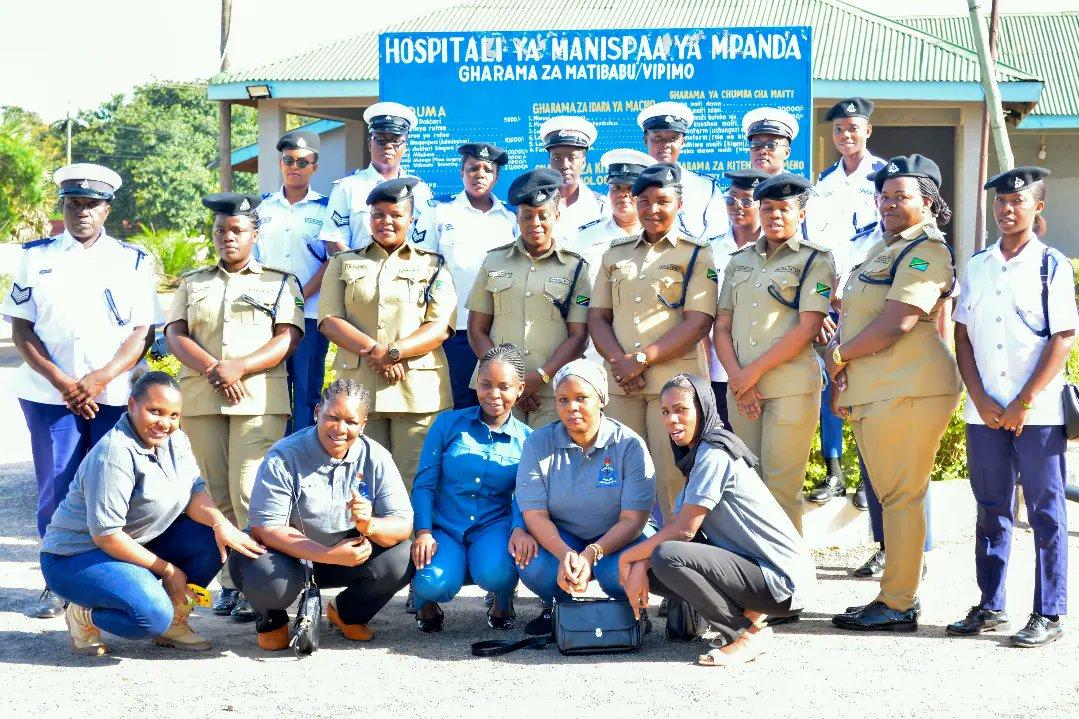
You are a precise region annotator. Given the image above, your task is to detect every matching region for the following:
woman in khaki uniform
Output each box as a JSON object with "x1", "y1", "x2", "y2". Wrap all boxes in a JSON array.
[
  {"x1": 827, "y1": 155, "x2": 961, "y2": 632},
  {"x1": 318, "y1": 177, "x2": 456, "y2": 489},
  {"x1": 165, "y1": 192, "x2": 304, "y2": 619},
  {"x1": 588, "y1": 163, "x2": 717, "y2": 520},
  {"x1": 714, "y1": 174, "x2": 836, "y2": 534},
  {"x1": 467, "y1": 168, "x2": 589, "y2": 429}
]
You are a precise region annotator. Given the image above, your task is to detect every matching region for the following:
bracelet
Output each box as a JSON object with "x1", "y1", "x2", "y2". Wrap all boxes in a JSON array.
[
  {"x1": 586, "y1": 543, "x2": 604, "y2": 564},
  {"x1": 1019, "y1": 398, "x2": 1033, "y2": 410},
  {"x1": 364, "y1": 517, "x2": 377, "y2": 537},
  {"x1": 537, "y1": 367, "x2": 551, "y2": 384}
]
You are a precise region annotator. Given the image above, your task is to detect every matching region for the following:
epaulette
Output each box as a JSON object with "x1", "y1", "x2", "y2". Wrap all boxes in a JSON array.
[
  {"x1": 260, "y1": 191, "x2": 272, "y2": 200},
  {"x1": 411, "y1": 246, "x2": 445, "y2": 262},
  {"x1": 968, "y1": 247, "x2": 990, "y2": 260},
  {"x1": 799, "y1": 237, "x2": 831, "y2": 253},
  {"x1": 730, "y1": 243, "x2": 757, "y2": 256},
  {"x1": 22, "y1": 237, "x2": 55, "y2": 250},
  {"x1": 871, "y1": 160, "x2": 886, "y2": 172},
  {"x1": 118, "y1": 241, "x2": 150, "y2": 270},
  {"x1": 577, "y1": 218, "x2": 604, "y2": 232},
  {"x1": 817, "y1": 160, "x2": 840, "y2": 182},
  {"x1": 559, "y1": 247, "x2": 584, "y2": 261},
  {"x1": 922, "y1": 224, "x2": 948, "y2": 244},
  {"x1": 312, "y1": 195, "x2": 329, "y2": 206},
  {"x1": 181, "y1": 265, "x2": 216, "y2": 279},
  {"x1": 488, "y1": 241, "x2": 516, "y2": 254},
  {"x1": 259, "y1": 263, "x2": 296, "y2": 277},
  {"x1": 429, "y1": 193, "x2": 454, "y2": 206}
]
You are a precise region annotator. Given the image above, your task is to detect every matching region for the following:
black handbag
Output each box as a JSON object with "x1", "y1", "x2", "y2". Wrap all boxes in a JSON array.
[
  {"x1": 664, "y1": 598, "x2": 709, "y2": 642},
  {"x1": 1033, "y1": 249, "x2": 1079, "y2": 439},
  {"x1": 290, "y1": 577, "x2": 321, "y2": 656},
  {"x1": 552, "y1": 598, "x2": 646, "y2": 655}
]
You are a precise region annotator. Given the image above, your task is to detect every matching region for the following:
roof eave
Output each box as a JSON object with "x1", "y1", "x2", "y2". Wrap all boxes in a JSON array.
[
  {"x1": 1018, "y1": 114, "x2": 1079, "y2": 130},
  {"x1": 814, "y1": 79, "x2": 1043, "y2": 104},
  {"x1": 208, "y1": 79, "x2": 379, "y2": 101}
]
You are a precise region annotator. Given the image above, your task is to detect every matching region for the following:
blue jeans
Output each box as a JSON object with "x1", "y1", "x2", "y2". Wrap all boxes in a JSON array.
[
  {"x1": 413, "y1": 518, "x2": 518, "y2": 608},
  {"x1": 286, "y1": 317, "x2": 330, "y2": 435},
  {"x1": 20, "y1": 399, "x2": 126, "y2": 537},
  {"x1": 518, "y1": 526, "x2": 649, "y2": 604},
  {"x1": 40, "y1": 516, "x2": 222, "y2": 639},
  {"x1": 819, "y1": 380, "x2": 844, "y2": 460}
]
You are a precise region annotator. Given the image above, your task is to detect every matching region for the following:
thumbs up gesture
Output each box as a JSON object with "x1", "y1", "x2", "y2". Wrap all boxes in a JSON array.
[{"x1": 347, "y1": 487, "x2": 374, "y2": 535}]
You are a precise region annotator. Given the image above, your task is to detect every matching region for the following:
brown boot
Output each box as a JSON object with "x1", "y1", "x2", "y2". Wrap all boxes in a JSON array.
[
  {"x1": 153, "y1": 601, "x2": 211, "y2": 652},
  {"x1": 65, "y1": 603, "x2": 108, "y2": 656},
  {"x1": 327, "y1": 600, "x2": 373, "y2": 641},
  {"x1": 257, "y1": 624, "x2": 290, "y2": 651}
]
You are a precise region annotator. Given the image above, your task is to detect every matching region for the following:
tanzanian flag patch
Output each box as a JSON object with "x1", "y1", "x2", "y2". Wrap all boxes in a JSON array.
[
  {"x1": 575, "y1": 294, "x2": 590, "y2": 307},
  {"x1": 909, "y1": 257, "x2": 929, "y2": 272},
  {"x1": 815, "y1": 282, "x2": 830, "y2": 298},
  {"x1": 294, "y1": 297, "x2": 304, "y2": 308},
  {"x1": 706, "y1": 268, "x2": 718, "y2": 283}
]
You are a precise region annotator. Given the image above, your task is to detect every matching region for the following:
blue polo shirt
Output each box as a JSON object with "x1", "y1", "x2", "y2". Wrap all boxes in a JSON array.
[
  {"x1": 515, "y1": 415, "x2": 656, "y2": 540},
  {"x1": 411, "y1": 406, "x2": 531, "y2": 544}
]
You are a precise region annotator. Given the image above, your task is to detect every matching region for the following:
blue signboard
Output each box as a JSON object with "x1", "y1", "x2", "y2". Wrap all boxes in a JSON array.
[{"x1": 378, "y1": 27, "x2": 812, "y2": 198}]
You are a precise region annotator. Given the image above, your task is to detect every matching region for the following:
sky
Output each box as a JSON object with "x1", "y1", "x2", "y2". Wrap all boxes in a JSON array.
[{"x1": 3, "y1": 0, "x2": 1076, "y2": 122}]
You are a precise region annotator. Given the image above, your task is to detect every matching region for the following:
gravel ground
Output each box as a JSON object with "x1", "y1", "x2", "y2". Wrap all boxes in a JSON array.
[{"x1": 1, "y1": 341, "x2": 1078, "y2": 717}]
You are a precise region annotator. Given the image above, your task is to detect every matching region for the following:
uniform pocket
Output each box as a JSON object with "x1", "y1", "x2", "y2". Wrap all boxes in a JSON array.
[
  {"x1": 652, "y1": 267, "x2": 685, "y2": 307},
  {"x1": 769, "y1": 274, "x2": 799, "y2": 307},
  {"x1": 188, "y1": 287, "x2": 215, "y2": 327},
  {"x1": 610, "y1": 262, "x2": 636, "y2": 307},
  {"x1": 543, "y1": 277, "x2": 571, "y2": 320},
  {"x1": 341, "y1": 261, "x2": 371, "y2": 307},
  {"x1": 484, "y1": 273, "x2": 515, "y2": 316}
]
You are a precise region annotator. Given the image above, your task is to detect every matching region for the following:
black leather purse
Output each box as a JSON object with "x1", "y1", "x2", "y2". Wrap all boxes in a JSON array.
[
  {"x1": 290, "y1": 578, "x2": 321, "y2": 656},
  {"x1": 1034, "y1": 249, "x2": 1079, "y2": 439},
  {"x1": 552, "y1": 598, "x2": 646, "y2": 655},
  {"x1": 664, "y1": 598, "x2": 709, "y2": 642}
]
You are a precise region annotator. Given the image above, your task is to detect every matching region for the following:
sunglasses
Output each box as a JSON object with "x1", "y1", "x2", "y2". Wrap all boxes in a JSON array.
[
  {"x1": 281, "y1": 156, "x2": 314, "y2": 168},
  {"x1": 725, "y1": 196, "x2": 758, "y2": 208},
  {"x1": 372, "y1": 136, "x2": 407, "y2": 149},
  {"x1": 749, "y1": 140, "x2": 787, "y2": 153}
]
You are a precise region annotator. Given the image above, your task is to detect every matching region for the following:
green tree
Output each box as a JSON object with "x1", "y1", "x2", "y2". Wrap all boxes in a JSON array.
[{"x1": 0, "y1": 107, "x2": 51, "y2": 242}]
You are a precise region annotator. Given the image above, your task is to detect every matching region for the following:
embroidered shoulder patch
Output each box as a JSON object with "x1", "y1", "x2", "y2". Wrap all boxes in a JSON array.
[
  {"x1": 331, "y1": 210, "x2": 348, "y2": 227},
  {"x1": 575, "y1": 294, "x2": 590, "y2": 307},
  {"x1": 815, "y1": 282, "x2": 831, "y2": 298},
  {"x1": 706, "y1": 268, "x2": 718, "y2": 282},
  {"x1": 9, "y1": 283, "x2": 31, "y2": 305},
  {"x1": 909, "y1": 257, "x2": 928, "y2": 272}
]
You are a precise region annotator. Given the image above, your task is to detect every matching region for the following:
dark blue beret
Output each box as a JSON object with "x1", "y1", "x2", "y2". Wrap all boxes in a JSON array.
[
  {"x1": 984, "y1": 165, "x2": 1050, "y2": 192},
  {"x1": 724, "y1": 169, "x2": 771, "y2": 192},
  {"x1": 276, "y1": 130, "x2": 319, "y2": 153},
  {"x1": 366, "y1": 177, "x2": 420, "y2": 205},
  {"x1": 825, "y1": 97, "x2": 875, "y2": 121},
  {"x1": 632, "y1": 162, "x2": 681, "y2": 195},
  {"x1": 868, "y1": 154, "x2": 942, "y2": 191},
  {"x1": 202, "y1": 192, "x2": 261, "y2": 216},
  {"x1": 508, "y1": 168, "x2": 562, "y2": 207},
  {"x1": 459, "y1": 143, "x2": 508, "y2": 167},
  {"x1": 752, "y1": 173, "x2": 813, "y2": 201}
]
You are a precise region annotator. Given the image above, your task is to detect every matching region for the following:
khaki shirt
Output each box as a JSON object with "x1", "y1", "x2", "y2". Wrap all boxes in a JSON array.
[
  {"x1": 591, "y1": 230, "x2": 717, "y2": 396},
  {"x1": 466, "y1": 238, "x2": 589, "y2": 397},
  {"x1": 318, "y1": 241, "x2": 456, "y2": 414},
  {"x1": 840, "y1": 221, "x2": 962, "y2": 406},
  {"x1": 167, "y1": 260, "x2": 305, "y2": 417},
  {"x1": 717, "y1": 235, "x2": 836, "y2": 399}
]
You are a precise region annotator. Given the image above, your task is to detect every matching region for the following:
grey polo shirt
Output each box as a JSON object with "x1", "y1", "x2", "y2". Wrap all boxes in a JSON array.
[
  {"x1": 676, "y1": 443, "x2": 816, "y2": 611},
  {"x1": 41, "y1": 415, "x2": 206, "y2": 556},
  {"x1": 515, "y1": 415, "x2": 656, "y2": 540},
  {"x1": 248, "y1": 427, "x2": 413, "y2": 547}
]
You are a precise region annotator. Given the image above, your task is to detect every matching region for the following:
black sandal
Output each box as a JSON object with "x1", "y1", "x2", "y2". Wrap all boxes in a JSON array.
[
  {"x1": 487, "y1": 603, "x2": 516, "y2": 631},
  {"x1": 416, "y1": 602, "x2": 444, "y2": 633}
]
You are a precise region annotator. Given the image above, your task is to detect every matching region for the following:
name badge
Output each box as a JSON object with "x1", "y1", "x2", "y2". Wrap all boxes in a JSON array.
[{"x1": 596, "y1": 457, "x2": 619, "y2": 487}]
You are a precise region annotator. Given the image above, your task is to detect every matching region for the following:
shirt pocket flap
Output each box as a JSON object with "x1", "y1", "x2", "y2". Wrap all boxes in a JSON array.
[
  {"x1": 396, "y1": 266, "x2": 431, "y2": 284},
  {"x1": 730, "y1": 269, "x2": 753, "y2": 286},
  {"x1": 543, "y1": 276, "x2": 572, "y2": 304},
  {"x1": 485, "y1": 272, "x2": 514, "y2": 293},
  {"x1": 340, "y1": 261, "x2": 369, "y2": 283}
]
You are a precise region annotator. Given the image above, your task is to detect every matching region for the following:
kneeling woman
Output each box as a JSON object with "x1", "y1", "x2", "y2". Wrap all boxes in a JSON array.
[
  {"x1": 515, "y1": 359, "x2": 656, "y2": 636},
  {"x1": 40, "y1": 372, "x2": 264, "y2": 656},
  {"x1": 619, "y1": 374, "x2": 815, "y2": 666},
  {"x1": 228, "y1": 379, "x2": 414, "y2": 650},
  {"x1": 411, "y1": 344, "x2": 539, "y2": 632}
]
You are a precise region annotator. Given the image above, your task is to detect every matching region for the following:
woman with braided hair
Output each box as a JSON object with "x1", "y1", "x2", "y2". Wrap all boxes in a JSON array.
[{"x1": 410, "y1": 343, "x2": 539, "y2": 632}]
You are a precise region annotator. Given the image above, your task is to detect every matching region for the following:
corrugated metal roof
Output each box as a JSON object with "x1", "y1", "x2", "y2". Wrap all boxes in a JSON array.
[
  {"x1": 215, "y1": 0, "x2": 1036, "y2": 85},
  {"x1": 901, "y1": 13, "x2": 1079, "y2": 117}
]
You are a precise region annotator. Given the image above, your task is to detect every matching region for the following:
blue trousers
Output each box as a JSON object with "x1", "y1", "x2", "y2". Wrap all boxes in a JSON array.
[
  {"x1": 444, "y1": 332, "x2": 479, "y2": 410},
  {"x1": 862, "y1": 453, "x2": 933, "y2": 551},
  {"x1": 967, "y1": 424, "x2": 1068, "y2": 616},
  {"x1": 286, "y1": 317, "x2": 330, "y2": 435},
  {"x1": 819, "y1": 380, "x2": 844, "y2": 460},
  {"x1": 20, "y1": 399, "x2": 126, "y2": 538},
  {"x1": 40, "y1": 516, "x2": 222, "y2": 639},
  {"x1": 711, "y1": 381, "x2": 730, "y2": 429},
  {"x1": 413, "y1": 518, "x2": 518, "y2": 607},
  {"x1": 518, "y1": 526, "x2": 648, "y2": 604}
]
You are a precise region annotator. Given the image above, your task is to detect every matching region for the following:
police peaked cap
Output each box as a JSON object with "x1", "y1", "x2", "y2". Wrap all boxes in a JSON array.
[
  {"x1": 366, "y1": 177, "x2": 420, "y2": 205},
  {"x1": 276, "y1": 129, "x2": 320, "y2": 153},
  {"x1": 600, "y1": 149, "x2": 655, "y2": 185},
  {"x1": 507, "y1": 168, "x2": 562, "y2": 207},
  {"x1": 364, "y1": 102, "x2": 418, "y2": 135},
  {"x1": 752, "y1": 173, "x2": 813, "y2": 201},
  {"x1": 54, "y1": 163, "x2": 122, "y2": 201},
  {"x1": 869, "y1": 154, "x2": 942, "y2": 192},
  {"x1": 632, "y1": 162, "x2": 682, "y2": 196},
  {"x1": 825, "y1": 97, "x2": 875, "y2": 121},
  {"x1": 984, "y1": 165, "x2": 1050, "y2": 193},
  {"x1": 202, "y1": 192, "x2": 261, "y2": 216},
  {"x1": 637, "y1": 102, "x2": 694, "y2": 133},
  {"x1": 459, "y1": 143, "x2": 509, "y2": 167}
]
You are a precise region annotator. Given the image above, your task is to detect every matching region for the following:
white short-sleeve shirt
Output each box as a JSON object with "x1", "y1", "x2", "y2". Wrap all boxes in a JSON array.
[
  {"x1": 806, "y1": 153, "x2": 885, "y2": 280},
  {"x1": 254, "y1": 187, "x2": 328, "y2": 320},
  {"x1": 955, "y1": 236, "x2": 1079, "y2": 425},
  {"x1": 1, "y1": 231, "x2": 163, "y2": 406},
  {"x1": 706, "y1": 231, "x2": 740, "y2": 382},
  {"x1": 318, "y1": 164, "x2": 433, "y2": 251}
]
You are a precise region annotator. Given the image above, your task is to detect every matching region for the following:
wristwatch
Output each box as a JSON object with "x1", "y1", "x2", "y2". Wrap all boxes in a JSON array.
[
  {"x1": 634, "y1": 351, "x2": 649, "y2": 367},
  {"x1": 831, "y1": 345, "x2": 847, "y2": 368},
  {"x1": 386, "y1": 344, "x2": 401, "y2": 363}
]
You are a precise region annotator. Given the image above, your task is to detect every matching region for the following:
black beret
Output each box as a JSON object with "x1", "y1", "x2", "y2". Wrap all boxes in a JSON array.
[
  {"x1": 276, "y1": 130, "x2": 319, "y2": 153},
  {"x1": 869, "y1": 154, "x2": 942, "y2": 192},
  {"x1": 984, "y1": 165, "x2": 1050, "y2": 192},
  {"x1": 752, "y1": 173, "x2": 813, "y2": 202},
  {"x1": 723, "y1": 169, "x2": 771, "y2": 192},
  {"x1": 632, "y1": 162, "x2": 681, "y2": 196},
  {"x1": 507, "y1": 168, "x2": 562, "y2": 207},
  {"x1": 202, "y1": 192, "x2": 261, "y2": 216},
  {"x1": 825, "y1": 97, "x2": 875, "y2": 121},
  {"x1": 366, "y1": 177, "x2": 420, "y2": 205},
  {"x1": 459, "y1": 143, "x2": 508, "y2": 167}
]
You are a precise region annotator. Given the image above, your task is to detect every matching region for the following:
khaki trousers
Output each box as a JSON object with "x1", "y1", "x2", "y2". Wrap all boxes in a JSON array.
[
  {"x1": 183, "y1": 413, "x2": 288, "y2": 589},
  {"x1": 606, "y1": 393, "x2": 680, "y2": 520},
  {"x1": 364, "y1": 411, "x2": 436, "y2": 491},
  {"x1": 851, "y1": 394, "x2": 959, "y2": 611},
  {"x1": 727, "y1": 391, "x2": 819, "y2": 534},
  {"x1": 512, "y1": 404, "x2": 560, "y2": 431}
]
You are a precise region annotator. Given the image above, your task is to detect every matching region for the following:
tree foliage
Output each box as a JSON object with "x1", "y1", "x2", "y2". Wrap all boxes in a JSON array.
[{"x1": 0, "y1": 107, "x2": 52, "y2": 242}]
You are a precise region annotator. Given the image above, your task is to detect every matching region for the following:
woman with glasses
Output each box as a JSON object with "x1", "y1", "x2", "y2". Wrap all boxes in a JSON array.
[
  {"x1": 740, "y1": 108, "x2": 798, "y2": 177},
  {"x1": 714, "y1": 175, "x2": 836, "y2": 534},
  {"x1": 588, "y1": 163, "x2": 717, "y2": 521}
]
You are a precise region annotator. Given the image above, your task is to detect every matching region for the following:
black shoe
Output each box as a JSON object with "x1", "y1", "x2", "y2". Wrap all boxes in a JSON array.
[
  {"x1": 30, "y1": 588, "x2": 66, "y2": 619},
  {"x1": 487, "y1": 604, "x2": 516, "y2": 631},
  {"x1": 523, "y1": 607, "x2": 553, "y2": 636},
  {"x1": 845, "y1": 597, "x2": 921, "y2": 616},
  {"x1": 852, "y1": 480, "x2": 869, "y2": 511},
  {"x1": 852, "y1": 549, "x2": 885, "y2": 578},
  {"x1": 415, "y1": 602, "x2": 444, "y2": 634},
  {"x1": 1012, "y1": 613, "x2": 1063, "y2": 648},
  {"x1": 763, "y1": 614, "x2": 800, "y2": 628},
  {"x1": 405, "y1": 586, "x2": 417, "y2": 614},
  {"x1": 212, "y1": 588, "x2": 240, "y2": 616},
  {"x1": 947, "y1": 606, "x2": 1010, "y2": 636},
  {"x1": 833, "y1": 601, "x2": 918, "y2": 632},
  {"x1": 231, "y1": 594, "x2": 258, "y2": 622},
  {"x1": 658, "y1": 597, "x2": 669, "y2": 617},
  {"x1": 808, "y1": 474, "x2": 846, "y2": 504}
]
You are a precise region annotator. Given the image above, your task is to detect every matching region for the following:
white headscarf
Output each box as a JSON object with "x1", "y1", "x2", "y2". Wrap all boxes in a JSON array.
[{"x1": 553, "y1": 359, "x2": 609, "y2": 406}]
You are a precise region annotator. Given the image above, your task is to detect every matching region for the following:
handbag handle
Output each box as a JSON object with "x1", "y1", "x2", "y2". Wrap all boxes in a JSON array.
[{"x1": 470, "y1": 634, "x2": 552, "y2": 657}]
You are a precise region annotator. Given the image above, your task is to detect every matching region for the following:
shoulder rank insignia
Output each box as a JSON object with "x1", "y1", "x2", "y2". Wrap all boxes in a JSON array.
[
  {"x1": 411, "y1": 227, "x2": 427, "y2": 243},
  {"x1": 331, "y1": 210, "x2": 348, "y2": 227},
  {"x1": 9, "y1": 282, "x2": 31, "y2": 305}
]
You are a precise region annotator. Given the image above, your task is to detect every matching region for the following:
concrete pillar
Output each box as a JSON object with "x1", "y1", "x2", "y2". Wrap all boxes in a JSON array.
[
  {"x1": 257, "y1": 100, "x2": 287, "y2": 194},
  {"x1": 343, "y1": 118, "x2": 369, "y2": 174},
  {"x1": 955, "y1": 105, "x2": 983, "y2": 277}
]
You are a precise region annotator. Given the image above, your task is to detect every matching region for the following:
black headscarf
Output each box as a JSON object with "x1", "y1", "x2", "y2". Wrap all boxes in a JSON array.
[{"x1": 666, "y1": 374, "x2": 759, "y2": 478}]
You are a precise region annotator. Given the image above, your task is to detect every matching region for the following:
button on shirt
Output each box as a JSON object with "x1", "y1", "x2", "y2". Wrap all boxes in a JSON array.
[
  {"x1": 955, "y1": 237, "x2": 1079, "y2": 425},
  {"x1": 2, "y1": 232, "x2": 162, "y2": 406},
  {"x1": 318, "y1": 165, "x2": 434, "y2": 250},
  {"x1": 254, "y1": 187, "x2": 329, "y2": 320},
  {"x1": 41, "y1": 415, "x2": 206, "y2": 556},
  {"x1": 515, "y1": 416, "x2": 656, "y2": 541},
  {"x1": 676, "y1": 444, "x2": 815, "y2": 611},
  {"x1": 411, "y1": 407, "x2": 531, "y2": 543},
  {"x1": 568, "y1": 217, "x2": 639, "y2": 365},
  {"x1": 677, "y1": 167, "x2": 729, "y2": 241},
  {"x1": 247, "y1": 428, "x2": 413, "y2": 547},
  {"x1": 412, "y1": 191, "x2": 516, "y2": 329}
]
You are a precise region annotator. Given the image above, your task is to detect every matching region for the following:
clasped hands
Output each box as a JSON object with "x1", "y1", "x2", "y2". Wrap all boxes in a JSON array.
[
  {"x1": 609, "y1": 354, "x2": 647, "y2": 395},
  {"x1": 203, "y1": 359, "x2": 248, "y2": 405},
  {"x1": 58, "y1": 369, "x2": 113, "y2": 419},
  {"x1": 556, "y1": 548, "x2": 594, "y2": 595},
  {"x1": 360, "y1": 343, "x2": 404, "y2": 383}
]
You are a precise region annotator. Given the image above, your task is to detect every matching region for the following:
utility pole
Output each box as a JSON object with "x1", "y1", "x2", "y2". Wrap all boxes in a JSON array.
[
  {"x1": 65, "y1": 109, "x2": 72, "y2": 165},
  {"x1": 218, "y1": 0, "x2": 233, "y2": 191},
  {"x1": 970, "y1": 0, "x2": 1010, "y2": 253}
]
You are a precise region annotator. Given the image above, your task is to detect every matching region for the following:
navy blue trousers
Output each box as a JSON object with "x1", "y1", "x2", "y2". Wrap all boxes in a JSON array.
[
  {"x1": 820, "y1": 381, "x2": 844, "y2": 460},
  {"x1": 286, "y1": 317, "x2": 330, "y2": 435},
  {"x1": 20, "y1": 399, "x2": 126, "y2": 538},
  {"x1": 966, "y1": 424, "x2": 1068, "y2": 616},
  {"x1": 862, "y1": 452, "x2": 933, "y2": 551},
  {"x1": 444, "y1": 332, "x2": 479, "y2": 409},
  {"x1": 711, "y1": 381, "x2": 730, "y2": 429}
]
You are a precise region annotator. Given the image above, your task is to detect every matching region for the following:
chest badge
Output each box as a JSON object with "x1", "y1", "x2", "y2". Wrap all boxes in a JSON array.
[{"x1": 596, "y1": 457, "x2": 619, "y2": 487}]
